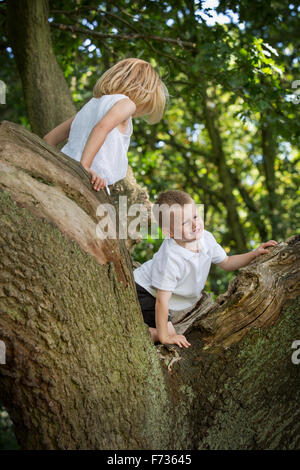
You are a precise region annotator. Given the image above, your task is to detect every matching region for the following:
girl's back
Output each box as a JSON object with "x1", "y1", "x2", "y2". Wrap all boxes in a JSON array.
[
  {"x1": 62, "y1": 94, "x2": 132, "y2": 185},
  {"x1": 44, "y1": 58, "x2": 168, "y2": 192}
]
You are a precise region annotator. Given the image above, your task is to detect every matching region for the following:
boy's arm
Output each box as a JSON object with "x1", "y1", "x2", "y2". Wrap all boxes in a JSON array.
[
  {"x1": 43, "y1": 115, "x2": 76, "y2": 146},
  {"x1": 156, "y1": 290, "x2": 191, "y2": 348},
  {"x1": 217, "y1": 240, "x2": 277, "y2": 271}
]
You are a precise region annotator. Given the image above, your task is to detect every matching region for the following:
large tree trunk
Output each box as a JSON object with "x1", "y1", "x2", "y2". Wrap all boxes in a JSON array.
[
  {"x1": 0, "y1": 121, "x2": 299, "y2": 450},
  {"x1": 0, "y1": 121, "x2": 170, "y2": 450},
  {"x1": 6, "y1": 0, "x2": 75, "y2": 137}
]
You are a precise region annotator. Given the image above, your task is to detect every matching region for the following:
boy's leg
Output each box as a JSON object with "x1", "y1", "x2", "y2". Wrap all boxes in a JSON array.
[
  {"x1": 149, "y1": 327, "x2": 159, "y2": 343},
  {"x1": 135, "y1": 283, "x2": 175, "y2": 344}
]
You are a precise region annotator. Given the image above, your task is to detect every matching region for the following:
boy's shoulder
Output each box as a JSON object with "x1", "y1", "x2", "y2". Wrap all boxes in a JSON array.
[
  {"x1": 203, "y1": 228, "x2": 212, "y2": 238},
  {"x1": 153, "y1": 238, "x2": 184, "y2": 265},
  {"x1": 203, "y1": 229, "x2": 218, "y2": 244},
  {"x1": 156, "y1": 237, "x2": 177, "y2": 257}
]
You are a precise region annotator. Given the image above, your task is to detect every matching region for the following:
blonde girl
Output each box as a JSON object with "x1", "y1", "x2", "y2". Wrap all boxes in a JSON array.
[{"x1": 44, "y1": 58, "x2": 168, "y2": 193}]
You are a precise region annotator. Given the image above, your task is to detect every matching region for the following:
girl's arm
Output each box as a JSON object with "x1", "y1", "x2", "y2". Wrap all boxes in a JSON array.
[
  {"x1": 43, "y1": 115, "x2": 76, "y2": 146},
  {"x1": 80, "y1": 98, "x2": 136, "y2": 170}
]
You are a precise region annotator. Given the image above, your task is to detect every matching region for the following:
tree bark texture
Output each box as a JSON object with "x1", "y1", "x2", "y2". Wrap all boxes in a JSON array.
[
  {"x1": 0, "y1": 121, "x2": 299, "y2": 450},
  {"x1": 0, "y1": 121, "x2": 173, "y2": 449},
  {"x1": 6, "y1": 0, "x2": 75, "y2": 137}
]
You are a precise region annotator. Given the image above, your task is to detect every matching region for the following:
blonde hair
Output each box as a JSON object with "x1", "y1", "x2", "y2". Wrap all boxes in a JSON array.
[{"x1": 93, "y1": 58, "x2": 168, "y2": 124}]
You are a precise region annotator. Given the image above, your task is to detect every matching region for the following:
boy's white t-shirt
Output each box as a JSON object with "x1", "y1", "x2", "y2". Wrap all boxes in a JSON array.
[
  {"x1": 61, "y1": 94, "x2": 133, "y2": 188},
  {"x1": 133, "y1": 230, "x2": 227, "y2": 311}
]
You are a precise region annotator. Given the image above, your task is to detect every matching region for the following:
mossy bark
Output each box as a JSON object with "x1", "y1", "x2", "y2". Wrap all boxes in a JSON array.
[
  {"x1": 0, "y1": 121, "x2": 173, "y2": 449},
  {"x1": 163, "y1": 298, "x2": 300, "y2": 450},
  {"x1": 0, "y1": 121, "x2": 299, "y2": 449}
]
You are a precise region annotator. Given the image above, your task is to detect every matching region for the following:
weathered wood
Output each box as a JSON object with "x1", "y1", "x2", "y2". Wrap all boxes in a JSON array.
[{"x1": 175, "y1": 234, "x2": 300, "y2": 350}]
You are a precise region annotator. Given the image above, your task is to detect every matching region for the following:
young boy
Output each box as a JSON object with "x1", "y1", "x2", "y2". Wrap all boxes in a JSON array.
[{"x1": 134, "y1": 190, "x2": 277, "y2": 349}]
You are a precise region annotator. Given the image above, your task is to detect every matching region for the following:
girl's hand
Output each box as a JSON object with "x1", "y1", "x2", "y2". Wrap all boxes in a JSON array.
[
  {"x1": 81, "y1": 164, "x2": 107, "y2": 191},
  {"x1": 90, "y1": 171, "x2": 107, "y2": 191},
  {"x1": 254, "y1": 240, "x2": 278, "y2": 256}
]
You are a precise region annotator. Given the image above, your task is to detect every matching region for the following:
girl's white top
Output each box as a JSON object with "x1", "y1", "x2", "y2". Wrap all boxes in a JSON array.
[{"x1": 61, "y1": 94, "x2": 133, "y2": 189}]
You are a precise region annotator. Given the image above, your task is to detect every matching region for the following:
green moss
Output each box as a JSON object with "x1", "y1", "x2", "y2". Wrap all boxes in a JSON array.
[
  {"x1": 199, "y1": 298, "x2": 300, "y2": 450},
  {"x1": 0, "y1": 190, "x2": 175, "y2": 449}
]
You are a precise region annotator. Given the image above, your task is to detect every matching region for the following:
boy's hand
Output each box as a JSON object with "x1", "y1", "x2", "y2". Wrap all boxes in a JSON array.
[
  {"x1": 163, "y1": 334, "x2": 191, "y2": 348},
  {"x1": 81, "y1": 164, "x2": 107, "y2": 191},
  {"x1": 254, "y1": 240, "x2": 277, "y2": 257}
]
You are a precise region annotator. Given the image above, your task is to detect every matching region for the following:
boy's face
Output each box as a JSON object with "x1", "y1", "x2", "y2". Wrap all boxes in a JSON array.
[{"x1": 162, "y1": 201, "x2": 204, "y2": 242}]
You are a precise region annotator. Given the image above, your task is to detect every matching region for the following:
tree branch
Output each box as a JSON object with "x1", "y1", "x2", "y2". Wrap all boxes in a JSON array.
[{"x1": 49, "y1": 22, "x2": 197, "y2": 49}]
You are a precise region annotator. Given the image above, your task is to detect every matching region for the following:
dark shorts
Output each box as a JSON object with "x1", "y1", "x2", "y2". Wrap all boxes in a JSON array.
[{"x1": 135, "y1": 282, "x2": 171, "y2": 328}]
